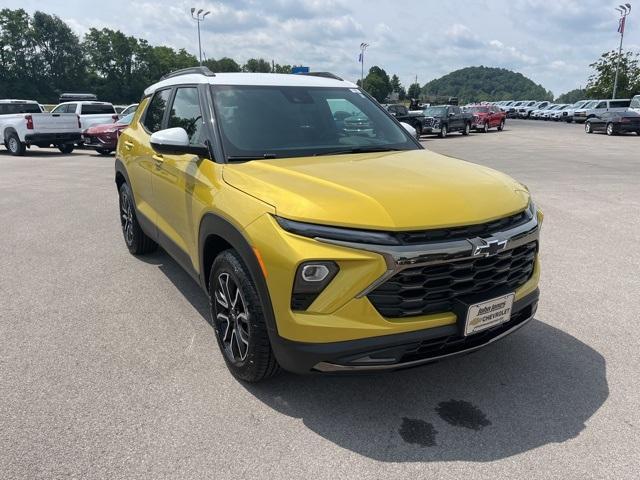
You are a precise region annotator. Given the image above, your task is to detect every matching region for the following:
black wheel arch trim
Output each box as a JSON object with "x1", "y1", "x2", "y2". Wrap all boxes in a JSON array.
[{"x1": 198, "y1": 213, "x2": 279, "y2": 337}]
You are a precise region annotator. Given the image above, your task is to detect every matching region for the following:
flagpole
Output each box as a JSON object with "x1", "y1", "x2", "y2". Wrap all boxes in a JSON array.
[
  {"x1": 613, "y1": 4, "x2": 632, "y2": 99},
  {"x1": 359, "y1": 43, "x2": 369, "y2": 89}
]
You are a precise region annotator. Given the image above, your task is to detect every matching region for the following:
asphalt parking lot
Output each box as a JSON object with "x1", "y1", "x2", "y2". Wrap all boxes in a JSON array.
[{"x1": 1, "y1": 119, "x2": 638, "y2": 479}]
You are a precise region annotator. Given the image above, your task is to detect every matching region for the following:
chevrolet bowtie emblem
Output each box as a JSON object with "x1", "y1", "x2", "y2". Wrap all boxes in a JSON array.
[{"x1": 472, "y1": 237, "x2": 508, "y2": 257}]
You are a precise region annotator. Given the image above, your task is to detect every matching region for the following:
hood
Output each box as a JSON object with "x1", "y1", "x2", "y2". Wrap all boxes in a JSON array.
[{"x1": 222, "y1": 150, "x2": 529, "y2": 230}]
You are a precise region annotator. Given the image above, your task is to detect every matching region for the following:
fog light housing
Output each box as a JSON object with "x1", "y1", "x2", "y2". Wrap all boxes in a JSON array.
[{"x1": 291, "y1": 261, "x2": 339, "y2": 311}]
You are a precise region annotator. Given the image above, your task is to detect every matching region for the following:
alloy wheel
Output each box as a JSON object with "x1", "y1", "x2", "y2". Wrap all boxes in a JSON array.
[
  {"x1": 120, "y1": 190, "x2": 134, "y2": 245},
  {"x1": 606, "y1": 123, "x2": 614, "y2": 136},
  {"x1": 8, "y1": 137, "x2": 18, "y2": 153},
  {"x1": 214, "y1": 272, "x2": 250, "y2": 363}
]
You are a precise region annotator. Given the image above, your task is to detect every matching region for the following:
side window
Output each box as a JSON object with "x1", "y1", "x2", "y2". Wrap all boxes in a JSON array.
[
  {"x1": 596, "y1": 102, "x2": 606, "y2": 109},
  {"x1": 65, "y1": 103, "x2": 77, "y2": 114},
  {"x1": 51, "y1": 104, "x2": 67, "y2": 114},
  {"x1": 167, "y1": 87, "x2": 204, "y2": 144},
  {"x1": 143, "y1": 89, "x2": 171, "y2": 133}
]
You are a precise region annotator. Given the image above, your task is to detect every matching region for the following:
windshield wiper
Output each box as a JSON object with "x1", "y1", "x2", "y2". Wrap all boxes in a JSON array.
[
  {"x1": 226, "y1": 153, "x2": 277, "y2": 161},
  {"x1": 313, "y1": 147, "x2": 405, "y2": 157}
]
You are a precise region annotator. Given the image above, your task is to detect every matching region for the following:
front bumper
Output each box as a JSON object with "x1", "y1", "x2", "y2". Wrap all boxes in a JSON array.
[
  {"x1": 272, "y1": 288, "x2": 539, "y2": 373},
  {"x1": 82, "y1": 134, "x2": 117, "y2": 149},
  {"x1": 24, "y1": 132, "x2": 81, "y2": 145}
]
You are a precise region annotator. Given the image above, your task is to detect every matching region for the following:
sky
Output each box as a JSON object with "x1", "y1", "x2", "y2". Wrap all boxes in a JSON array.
[{"x1": 5, "y1": 0, "x2": 640, "y2": 96}]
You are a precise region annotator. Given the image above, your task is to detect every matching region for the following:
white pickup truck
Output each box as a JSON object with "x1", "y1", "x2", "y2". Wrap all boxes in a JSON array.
[
  {"x1": 1, "y1": 99, "x2": 82, "y2": 156},
  {"x1": 51, "y1": 101, "x2": 118, "y2": 130}
]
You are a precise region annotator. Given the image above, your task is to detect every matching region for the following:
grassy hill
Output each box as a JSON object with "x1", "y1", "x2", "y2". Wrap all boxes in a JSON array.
[{"x1": 422, "y1": 66, "x2": 553, "y2": 103}]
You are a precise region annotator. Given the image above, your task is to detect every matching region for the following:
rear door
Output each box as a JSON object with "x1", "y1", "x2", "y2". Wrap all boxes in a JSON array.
[{"x1": 123, "y1": 89, "x2": 172, "y2": 229}]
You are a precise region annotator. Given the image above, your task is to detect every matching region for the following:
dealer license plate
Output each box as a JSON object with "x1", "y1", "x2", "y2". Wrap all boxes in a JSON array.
[{"x1": 464, "y1": 293, "x2": 515, "y2": 336}]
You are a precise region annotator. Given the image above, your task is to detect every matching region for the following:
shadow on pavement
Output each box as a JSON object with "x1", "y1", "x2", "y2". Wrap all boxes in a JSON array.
[
  {"x1": 144, "y1": 249, "x2": 608, "y2": 462},
  {"x1": 243, "y1": 319, "x2": 607, "y2": 462}
]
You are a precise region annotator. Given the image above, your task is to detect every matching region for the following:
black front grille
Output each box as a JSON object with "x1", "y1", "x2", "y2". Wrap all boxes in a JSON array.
[
  {"x1": 392, "y1": 209, "x2": 531, "y2": 245},
  {"x1": 423, "y1": 117, "x2": 435, "y2": 128},
  {"x1": 368, "y1": 242, "x2": 537, "y2": 318}
]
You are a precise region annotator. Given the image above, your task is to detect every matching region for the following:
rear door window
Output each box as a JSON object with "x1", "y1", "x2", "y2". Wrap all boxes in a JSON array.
[
  {"x1": 609, "y1": 100, "x2": 631, "y2": 108},
  {"x1": 142, "y1": 89, "x2": 172, "y2": 133}
]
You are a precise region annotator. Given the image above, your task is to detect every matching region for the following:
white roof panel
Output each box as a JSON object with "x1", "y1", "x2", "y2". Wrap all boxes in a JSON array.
[{"x1": 144, "y1": 72, "x2": 357, "y2": 96}]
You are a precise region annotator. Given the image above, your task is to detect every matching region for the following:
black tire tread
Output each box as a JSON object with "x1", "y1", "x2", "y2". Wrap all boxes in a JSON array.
[
  {"x1": 118, "y1": 183, "x2": 157, "y2": 255},
  {"x1": 209, "y1": 250, "x2": 280, "y2": 382}
]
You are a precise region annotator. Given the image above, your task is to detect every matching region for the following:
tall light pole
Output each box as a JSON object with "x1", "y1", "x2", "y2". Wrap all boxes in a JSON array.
[
  {"x1": 359, "y1": 43, "x2": 369, "y2": 88},
  {"x1": 191, "y1": 7, "x2": 210, "y2": 65},
  {"x1": 612, "y1": 3, "x2": 632, "y2": 99}
]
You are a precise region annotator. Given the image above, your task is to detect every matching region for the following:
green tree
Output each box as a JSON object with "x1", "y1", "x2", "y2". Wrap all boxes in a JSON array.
[
  {"x1": 556, "y1": 88, "x2": 589, "y2": 104},
  {"x1": 273, "y1": 63, "x2": 292, "y2": 74},
  {"x1": 363, "y1": 66, "x2": 392, "y2": 102},
  {"x1": 0, "y1": 8, "x2": 35, "y2": 98},
  {"x1": 407, "y1": 82, "x2": 421, "y2": 99},
  {"x1": 243, "y1": 58, "x2": 271, "y2": 73},
  {"x1": 31, "y1": 11, "x2": 85, "y2": 100},
  {"x1": 203, "y1": 57, "x2": 241, "y2": 73},
  {"x1": 586, "y1": 50, "x2": 640, "y2": 99}
]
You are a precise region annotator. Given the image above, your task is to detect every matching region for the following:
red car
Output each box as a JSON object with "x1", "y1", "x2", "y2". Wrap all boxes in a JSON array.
[
  {"x1": 82, "y1": 113, "x2": 134, "y2": 155},
  {"x1": 467, "y1": 105, "x2": 506, "y2": 133}
]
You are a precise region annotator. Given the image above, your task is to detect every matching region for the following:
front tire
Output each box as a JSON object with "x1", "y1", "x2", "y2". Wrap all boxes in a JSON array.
[
  {"x1": 438, "y1": 124, "x2": 448, "y2": 138},
  {"x1": 209, "y1": 250, "x2": 280, "y2": 382},
  {"x1": 414, "y1": 123, "x2": 422, "y2": 138},
  {"x1": 58, "y1": 144, "x2": 74, "y2": 154},
  {"x1": 118, "y1": 182, "x2": 157, "y2": 255},
  {"x1": 96, "y1": 148, "x2": 112, "y2": 156},
  {"x1": 585, "y1": 122, "x2": 593, "y2": 134},
  {"x1": 462, "y1": 122, "x2": 470, "y2": 135},
  {"x1": 482, "y1": 122, "x2": 489, "y2": 133},
  {"x1": 497, "y1": 119, "x2": 505, "y2": 131},
  {"x1": 6, "y1": 133, "x2": 25, "y2": 156}
]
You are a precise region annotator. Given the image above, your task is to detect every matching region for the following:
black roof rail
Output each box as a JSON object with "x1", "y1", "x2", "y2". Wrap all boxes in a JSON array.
[
  {"x1": 160, "y1": 66, "x2": 216, "y2": 81},
  {"x1": 298, "y1": 72, "x2": 343, "y2": 81}
]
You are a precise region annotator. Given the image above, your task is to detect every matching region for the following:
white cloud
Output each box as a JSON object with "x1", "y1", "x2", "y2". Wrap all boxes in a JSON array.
[{"x1": 3, "y1": 0, "x2": 638, "y2": 95}]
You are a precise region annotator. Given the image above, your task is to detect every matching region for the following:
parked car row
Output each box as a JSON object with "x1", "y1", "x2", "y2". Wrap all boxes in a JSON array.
[
  {"x1": 384, "y1": 103, "x2": 495, "y2": 138},
  {"x1": 480, "y1": 96, "x2": 640, "y2": 125},
  {"x1": 1, "y1": 97, "x2": 139, "y2": 156}
]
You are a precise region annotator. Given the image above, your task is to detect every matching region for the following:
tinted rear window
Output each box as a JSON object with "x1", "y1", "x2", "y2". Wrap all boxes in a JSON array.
[
  {"x1": 81, "y1": 104, "x2": 115, "y2": 114},
  {"x1": 0, "y1": 103, "x2": 41, "y2": 114},
  {"x1": 609, "y1": 100, "x2": 631, "y2": 108}
]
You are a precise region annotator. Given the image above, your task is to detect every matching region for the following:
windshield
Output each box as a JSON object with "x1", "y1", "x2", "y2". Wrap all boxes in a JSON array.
[
  {"x1": 583, "y1": 101, "x2": 597, "y2": 109},
  {"x1": 116, "y1": 113, "x2": 134, "y2": 125},
  {"x1": 423, "y1": 107, "x2": 447, "y2": 116},
  {"x1": 468, "y1": 106, "x2": 489, "y2": 113},
  {"x1": 211, "y1": 85, "x2": 418, "y2": 160}
]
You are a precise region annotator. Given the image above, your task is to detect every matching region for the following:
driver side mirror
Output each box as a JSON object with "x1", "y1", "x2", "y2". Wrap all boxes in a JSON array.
[
  {"x1": 150, "y1": 127, "x2": 209, "y2": 157},
  {"x1": 449, "y1": 112, "x2": 455, "y2": 117}
]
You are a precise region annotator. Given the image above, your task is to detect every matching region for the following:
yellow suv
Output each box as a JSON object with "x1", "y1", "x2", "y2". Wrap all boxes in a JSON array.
[{"x1": 115, "y1": 67, "x2": 541, "y2": 382}]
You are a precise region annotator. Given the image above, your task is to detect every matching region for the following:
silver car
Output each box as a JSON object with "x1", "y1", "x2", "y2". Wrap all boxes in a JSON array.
[{"x1": 584, "y1": 99, "x2": 631, "y2": 120}]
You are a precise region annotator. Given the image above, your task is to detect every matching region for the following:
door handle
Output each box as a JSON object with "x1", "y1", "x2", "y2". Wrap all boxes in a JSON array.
[
  {"x1": 123, "y1": 141, "x2": 134, "y2": 150},
  {"x1": 153, "y1": 154, "x2": 164, "y2": 166}
]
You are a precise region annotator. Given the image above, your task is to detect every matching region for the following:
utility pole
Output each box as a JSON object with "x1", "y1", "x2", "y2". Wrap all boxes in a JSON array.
[
  {"x1": 613, "y1": 3, "x2": 632, "y2": 99},
  {"x1": 191, "y1": 8, "x2": 210, "y2": 65},
  {"x1": 359, "y1": 43, "x2": 369, "y2": 88}
]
